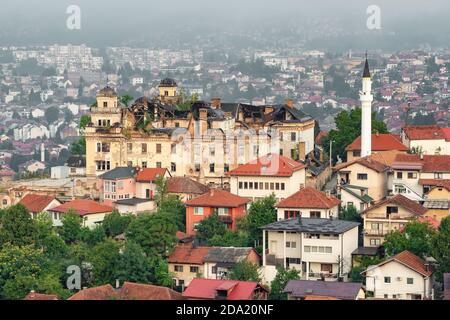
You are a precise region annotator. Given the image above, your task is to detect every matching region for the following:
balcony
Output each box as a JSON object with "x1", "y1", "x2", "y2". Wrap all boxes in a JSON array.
[
  {"x1": 364, "y1": 229, "x2": 389, "y2": 236},
  {"x1": 308, "y1": 272, "x2": 340, "y2": 280},
  {"x1": 91, "y1": 107, "x2": 121, "y2": 114}
]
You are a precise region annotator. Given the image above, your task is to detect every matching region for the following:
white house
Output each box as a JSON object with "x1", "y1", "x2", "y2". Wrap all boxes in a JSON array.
[
  {"x1": 276, "y1": 187, "x2": 340, "y2": 220},
  {"x1": 362, "y1": 250, "x2": 434, "y2": 300},
  {"x1": 227, "y1": 153, "x2": 306, "y2": 202},
  {"x1": 261, "y1": 218, "x2": 360, "y2": 284}
]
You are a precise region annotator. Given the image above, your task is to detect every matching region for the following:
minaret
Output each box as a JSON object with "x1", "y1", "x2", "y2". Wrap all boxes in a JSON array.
[{"x1": 360, "y1": 54, "x2": 373, "y2": 157}]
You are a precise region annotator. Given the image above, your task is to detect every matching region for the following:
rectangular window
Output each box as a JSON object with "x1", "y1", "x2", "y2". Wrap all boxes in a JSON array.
[
  {"x1": 239, "y1": 182, "x2": 243, "y2": 189},
  {"x1": 142, "y1": 161, "x2": 147, "y2": 169},
  {"x1": 209, "y1": 146, "x2": 215, "y2": 156},
  {"x1": 281, "y1": 183, "x2": 285, "y2": 190},
  {"x1": 171, "y1": 144, "x2": 176, "y2": 154},
  {"x1": 127, "y1": 143, "x2": 133, "y2": 153},
  {"x1": 396, "y1": 172, "x2": 403, "y2": 179},
  {"x1": 171, "y1": 162, "x2": 176, "y2": 172},
  {"x1": 357, "y1": 173, "x2": 368, "y2": 180},
  {"x1": 304, "y1": 246, "x2": 311, "y2": 252},
  {"x1": 387, "y1": 206, "x2": 398, "y2": 214},
  {"x1": 286, "y1": 241, "x2": 296, "y2": 248},
  {"x1": 244, "y1": 182, "x2": 248, "y2": 189},
  {"x1": 275, "y1": 183, "x2": 280, "y2": 190},
  {"x1": 190, "y1": 266, "x2": 199, "y2": 273},
  {"x1": 260, "y1": 183, "x2": 264, "y2": 190},
  {"x1": 156, "y1": 144, "x2": 162, "y2": 154},
  {"x1": 407, "y1": 172, "x2": 417, "y2": 179},
  {"x1": 407, "y1": 278, "x2": 414, "y2": 285},
  {"x1": 195, "y1": 164, "x2": 200, "y2": 172},
  {"x1": 111, "y1": 182, "x2": 116, "y2": 193},
  {"x1": 434, "y1": 173, "x2": 443, "y2": 179},
  {"x1": 156, "y1": 162, "x2": 161, "y2": 168},
  {"x1": 216, "y1": 208, "x2": 229, "y2": 216},
  {"x1": 209, "y1": 163, "x2": 215, "y2": 173},
  {"x1": 270, "y1": 183, "x2": 274, "y2": 190},
  {"x1": 224, "y1": 164, "x2": 229, "y2": 173},
  {"x1": 265, "y1": 183, "x2": 269, "y2": 190},
  {"x1": 291, "y1": 132, "x2": 296, "y2": 141},
  {"x1": 174, "y1": 265, "x2": 183, "y2": 272},
  {"x1": 310, "y1": 211, "x2": 321, "y2": 218},
  {"x1": 104, "y1": 181, "x2": 110, "y2": 193},
  {"x1": 321, "y1": 264, "x2": 333, "y2": 273},
  {"x1": 384, "y1": 277, "x2": 391, "y2": 284},
  {"x1": 142, "y1": 143, "x2": 147, "y2": 154},
  {"x1": 370, "y1": 238, "x2": 381, "y2": 246},
  {"x1": 194, "y1": 207, "x2": 204, "y2": 215}
]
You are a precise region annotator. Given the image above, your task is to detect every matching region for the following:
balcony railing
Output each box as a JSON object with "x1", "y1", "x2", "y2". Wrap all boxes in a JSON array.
[
  {"x1": 308, "y1": 272, "x2": 340, "y2": 279},
  {"x1": 364, "y1": 229, "x2": 389, "y2": 236},
  {"x1": 91, "y1": 107, "x2": 121, "y2": 113}
]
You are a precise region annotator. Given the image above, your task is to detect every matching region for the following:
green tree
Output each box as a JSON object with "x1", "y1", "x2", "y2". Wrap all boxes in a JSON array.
[
  {"x1": 154, "y1": 176, "x2": 169, "y2": 208},
  {"x1": 269, "y1": 267, "x2": 300, "y2": 300},
  {"x1": 209, "y1": 230, "x2": 250, "y2": 247},
  {"x1": 339, "y1": 206, "x2": 362, "y2": 222},
  {"x1": 45, "y1": 106, "x2": 60, "y2": 124},
  {"x1": 322, "y1": 108, "x2": 388, "y2": 162},
  {"x1": 0, "y1": 244, "x2": 66, "y2": 299},
  {"x1": 89, "y1": 238, "x2": 121, "y2": 285},
  {"x1": 80, "y1": 226, "x2": 106, "y2": 246},
  {"x1": 229, "y1": 260, "x2": 261, "y2": 282},
  {"x1": 120, "y1": 94, "x2": 134, "y2": 107},
  {"x1": 383, "y1": 221, "x2": 435, "y2": 258},
  {"x1": 431, "y1": 216, "x2": 450, "y2": 282},
  {"x1": 151, "y1": 257, "x2": 174, "y2": 287},
  {"x1": 58, "y1": 210, "x2": 83, "y2": 244},
  {"x1": 158, "y1": 195, "x2": 186, "y2": 232},
  {"x1": 126, "y1": 212, "x2": 178, "y2": 258},
  {"x1": 239, "y1": 195, "x2": 277, "y2": 250},
  {"x1": 102, "y1": 210, "x2": 133, "y2": 238},
  {"x1": 0, "y1": 204, "x2": 36, "y2": 247},
  {"x1": 195, "y1": 213, "x2": 227, "y2": 244},
  {"x1": 115, "y1": 241, "x2": 152, "y2": 284}
]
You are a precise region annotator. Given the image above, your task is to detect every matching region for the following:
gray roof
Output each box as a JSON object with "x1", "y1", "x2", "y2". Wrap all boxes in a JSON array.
[
  {"x1": 284, "y1": 280, "x2": 363, "y2": 300},
  {"x1": 423, "y1": 200, "x2": 450, "y2": 210},
  {"x1": 352, "y1": 246, "x2": 381, "y2": 256},
  {"x1": 262, "y1": 218, "x2": 360, "y2": 235},
  {"x1": 99, "y1": 167, "x2": 137, "y2": 180},
  {"x1": 114, "y1": 198, "x2": 152, "y2": 206},
  {"x1": 204, "y1": 247, "x2": 254, "y2": 264}
]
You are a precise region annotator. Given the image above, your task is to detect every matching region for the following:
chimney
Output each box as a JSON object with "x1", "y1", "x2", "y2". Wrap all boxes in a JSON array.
[
  {"x1": 211, "y1": 98, "x2": 221, "y2": 109},
  {"x1": 285, "y1": 99, "x2": 294, "y2": 109}
]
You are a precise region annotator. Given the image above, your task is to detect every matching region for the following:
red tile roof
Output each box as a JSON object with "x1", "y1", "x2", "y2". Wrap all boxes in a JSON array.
[
  {"x1": 390, "y1": 251, "x2": 433, "y2": 277},
  {"x1": 136, "y1": 168, "x2": 168, "y2": 182},
  {"x1": 403, "y1": 125, "x2": 447, "y2": 140},
  {"x1": 118, "y1": 282, "x2": 185, "y2": 300},
  {"x1": 417, "y1": 216, "x2": 440, "y2": 230},
  {"x1": 68, "y1": 284, "x2": 116, "y2": 300},
  {"x1": 442, "y1": 128, "x2": 450, "y2": 141},
  {"x1": 315, "y1": 131, "x2": 328, "y2": 146},
  {"x1": 334, "y1": 154, "x2": 391, "y2": 173},
  {"x1": 168, "y1": 245, "x2": 211, "y2": 265},
  {"x1": 277, "y1": 187, "x2": 340, "y2": 209},
  {"x1": 167, "y1": 177, "x2": 209, "y2": 195},
  {"x1": 418, "y1": 179, "x2": 450, "y2": 191},
  {"x1": 345, "y1": 134, "x2": 408, "y2": 152},
  {"x1": 227, "y1": 153, "x2": 305, "y2": 177},
  {"x1": 23, "y1": 292, "x2": 59, "y2": 300},
  {"x1": 49, "y1": 199, "x2": 113, "y2": 216},
  {"x1": 19, "y1": 194, "x2": 58, "y2": 213},
  {"x1": 361, "y1": 194, "x2": 427, "y2": 216},
  {"x1": 186, "y1": 189, "x2": 250, "y2": 208},
  {"x1": 393, "y1": 154, "x2": 450, "y2": 172},
  {"x1": 182, "y1": 279, "x2": 266, "y2": 300}
]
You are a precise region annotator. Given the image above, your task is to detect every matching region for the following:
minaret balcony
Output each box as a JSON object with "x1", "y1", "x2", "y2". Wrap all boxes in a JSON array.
[{"x1": 91, "y1": 107, "x2": 121, "y2": 114}]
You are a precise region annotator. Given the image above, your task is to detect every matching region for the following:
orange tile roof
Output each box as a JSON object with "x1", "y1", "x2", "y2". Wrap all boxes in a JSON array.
[
  {"x1": 186, "y1": 189, "x2": 250, "y2": 208},
  {"x1": 393, "y1": 154, "x2": 450, "y2": 172},
  {"x1": 417, "y1": 216, "x2": 440, "y2": 230},
  {"x1": 168, "y1": 245, "x2": 211, "y2": 265},
  {"x1": 442, "y1": 128, "x2": 450, "y2": 141},
  {"x1": 19, "y1": 194, "x2": 58, "y2": 213},
  {"x1": 23, "y1": 292, "x2": 59, "y2": 300},
  {"x1": 418, "y1": 179, "x2": 450, "y2": 191},
  {"x1": 49, "y1": 199, "x2": 113, "y2": 216},
  {"x1": 345, "y1": 134, "x2": 407, "y2": 152},
  {"x1": 68, "y1": 284, "x2": 116, "y2": 300},
  {"x1": 334, "y1": 154, "x2": 390, "y2": 173},
  {"x1": 183, "y1": 279, "x2": 266, "y2": 300},
  {"x1": 403, "y1": 125, "x2": 447, "y2": 140},
  {"x1": 391, "y1": 251, "x2": 433, "y2": 277},
  {"x1": 118, "y1": 282, "x2": 185, "y2": 300},
  {"x1": 315, "y1": 131, "x2": 328, "y2": 146},
  {"x1": 135, "y1": 168, "x2": 168, "y2": 182},
  {"x1": 277, "y1": 187, "x2": 340, "y2": 209},
  {"x1": 167, "y1": 177, "x2": 209, "y2": 195},
  {"x1": 361, "y1": 194, "x2": 427, "y2": 216},
  {"x1": 227, "y1": 153, "x2": 306, "y2": 177}
]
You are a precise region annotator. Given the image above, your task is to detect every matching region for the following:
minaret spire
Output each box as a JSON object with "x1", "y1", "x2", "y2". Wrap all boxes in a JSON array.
[{"x1": 360, "y1": 52, "x2": 373, "y2": 157}]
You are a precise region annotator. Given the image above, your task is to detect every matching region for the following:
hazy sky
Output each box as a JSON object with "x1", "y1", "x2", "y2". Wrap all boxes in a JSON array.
[{"x1": 0, "y1": 0, "x2": 449, "y2": 49}]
